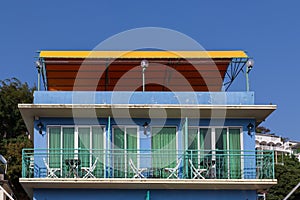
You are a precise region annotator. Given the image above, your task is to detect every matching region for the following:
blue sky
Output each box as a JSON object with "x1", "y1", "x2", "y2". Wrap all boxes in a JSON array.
[{"x1": 0, "y1": 0, "x2": 299, "y2": 140}]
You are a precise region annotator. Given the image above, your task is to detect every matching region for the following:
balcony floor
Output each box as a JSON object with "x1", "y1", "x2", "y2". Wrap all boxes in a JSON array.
[{"x1": 20, "y1": 177, "x2": 277, "y2": 198}]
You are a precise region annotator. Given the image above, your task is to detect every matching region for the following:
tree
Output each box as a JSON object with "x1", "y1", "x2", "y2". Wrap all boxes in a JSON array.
[
  {"x1": 267, "y1": 155, "x2": 300, "y2": 200},
  {"x1": 1, "y1": 135, "x2": 33, "y2": 200},
  {"x1": 256, "y1": 126, "x2": 271, "y2": 134},
  {"x1": 0, "y1": 78, "x2": 35, "y2": 199},
  {"x1": 0, "y1": 78, "x2": 34, "y2": 139}
]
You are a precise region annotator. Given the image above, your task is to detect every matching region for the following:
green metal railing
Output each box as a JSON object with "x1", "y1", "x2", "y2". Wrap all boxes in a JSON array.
[{"x1": 22, "y1": 148, "x2": 274, "y2": 179}]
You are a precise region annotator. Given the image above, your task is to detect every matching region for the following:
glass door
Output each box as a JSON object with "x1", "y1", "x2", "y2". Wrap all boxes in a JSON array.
[
  {"x1": 151, "y1": 127, "x2": 177, "y2": 178},
  {"x1": 228, "y1": 128, "x2": 241, "y2": 178},
  {"x1": 92, "y1": 126, "x2": 105, "y2": 178},
  {"x1": 78, "y1": 127, "x2": 90, "y2": 169},
  {"x1": 48, "y1": 127, "x2": 61, "y2": 171},
  {"x1": 112, "y1": 126, "x2": 138, "y2": 178},
  {"x1": 62, "y1": 127, "x2": 75, "y2": 177},
  {"x1": 215, "y1": 128, "x2": 227, "y2": 178}
]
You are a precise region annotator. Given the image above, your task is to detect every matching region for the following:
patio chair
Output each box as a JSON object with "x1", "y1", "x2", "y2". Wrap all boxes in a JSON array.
[
  {"x1": 165, "y1": 158, "x2": 182, "y2": 179},
  {"x1": 83, "y1": 157, "x2": 98, "y2": 178},
  {"x1": 189, "y1": 159, "x2": 207, "y2": 179},
  {"x1": 43, "y1": 158, "x2": 59, "y2": 178},
  {"x1": 208, "y1": 160, "x2": 216, "y2": 179},
  {"x1": 129, "y1": 158, "x2": 147, "y2": 178}
]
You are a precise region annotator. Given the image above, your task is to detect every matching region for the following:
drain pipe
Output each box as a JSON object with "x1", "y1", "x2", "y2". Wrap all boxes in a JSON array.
[{"x1": 145, "y1": 190, "x2": 150, "y2": 200}]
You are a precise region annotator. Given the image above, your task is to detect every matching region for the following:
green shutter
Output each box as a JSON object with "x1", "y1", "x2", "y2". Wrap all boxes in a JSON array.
[
  {"x1": 188, "y1": 128, "x2": 198, "y2": 164},
  {"x1": 78, "y1": 127, "x2": 90, "y2": 168},
  {"x1": 113, "y1": 128, "x2": 124, "y2": 149},
  {"x1": 215, "y1": 128, "x2": 227, "y2": 178},
  {"x1": 200, "y1": 128, "x2": 212, "y2": 151},
  {"x1": 187, "y1": 128, "x2": 198, "y2": 178},
  {"x1": 49, "y1": 127, "x2": 61, "y2": 168},
  {"x1": 151, "y1": 127, "x2": 176, "y2": 178},
  {"x1": 126, "y1": 128, "x2": 138, "y2": 177},
  {"x1": 113, "y1": 127, "x2": 125, "y2": 177},
  {"x1": 92, "y1": 126, "x2": 104, "y2": 177},
  {"x1": 229, "y1": 128, "x2": 241, "y2": 179},
  {"x1": 126, "y1": 128, "x2": 137, "y2": 150},
  {"x1": 62, "y1": 127, "x2": 74, "y2": 175}
]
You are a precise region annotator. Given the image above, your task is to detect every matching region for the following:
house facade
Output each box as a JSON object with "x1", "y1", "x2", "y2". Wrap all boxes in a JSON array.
[
  {"x1": 256, "y1": 133, "x2": 300, "y2": 163},
  {"x1": 19, "y1": 50, "x2": 277, "y2": 200}
]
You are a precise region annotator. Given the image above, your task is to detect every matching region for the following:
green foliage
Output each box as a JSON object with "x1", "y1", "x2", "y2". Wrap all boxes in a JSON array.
[
  {"x1": 256, "y1": 126, "x2": 271, "y2": 134},
  {"x1": 267, "y1": 155, "x2": 300, "y2": 200},
  {"x1": 0, "y1": 78, "x2": 35, "y2": 139},
  {"x1": 0, "y1": 78, "x2": 35, "y2": 199}
]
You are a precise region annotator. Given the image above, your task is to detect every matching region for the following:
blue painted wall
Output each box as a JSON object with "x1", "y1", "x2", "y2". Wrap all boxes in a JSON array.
[
  {"x1": 34, "y1": 91, "x2": 254, "y2": 105},
  {"x1": 34, "y1": 117, "x2": 255, "y2": 151},
  {"x1": 33, "y1": 189, "x2": 257, "y2": 200},
  {"x1": 33, "y1": 117, "x2": 256, "y2": 178}
]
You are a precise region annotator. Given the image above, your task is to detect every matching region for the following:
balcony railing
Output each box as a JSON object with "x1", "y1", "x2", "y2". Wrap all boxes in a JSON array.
[{"x1": 22, "y1": 149, "x2": 274, "y2": 180}]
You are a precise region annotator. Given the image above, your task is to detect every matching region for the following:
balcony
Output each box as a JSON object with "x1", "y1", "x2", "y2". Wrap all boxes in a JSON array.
[{"x1": 22, "y1": 149, "x2": 274, "y2": 180}]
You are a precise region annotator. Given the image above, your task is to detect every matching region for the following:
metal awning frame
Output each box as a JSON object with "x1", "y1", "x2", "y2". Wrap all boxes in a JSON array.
[
  {"x1": 35, "y1": 51, "x2": 250, "y2": 92},
  {"x1": 223, "y1": 58, "x2": 250, "y2": 91}
]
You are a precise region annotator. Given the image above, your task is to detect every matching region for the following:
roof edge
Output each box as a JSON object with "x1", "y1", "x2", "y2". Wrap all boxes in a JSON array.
[{"x1": 39, "y1": 50, "x2": 248, "y2": 59}]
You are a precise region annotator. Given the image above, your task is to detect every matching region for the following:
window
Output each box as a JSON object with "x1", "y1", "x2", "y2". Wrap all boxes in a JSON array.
[
  {"x1": 48, "y1": 126, "x2": 105, "y2": 177},
  {"x1": 187, "y1": 127, "x2": 242, "y2": 178},
  {"x1": 112, "y1": 126, "x2": 139, "y2": 178},
  {"x1": 151, "y1": 127, "x2": 177, "y2": 178}
]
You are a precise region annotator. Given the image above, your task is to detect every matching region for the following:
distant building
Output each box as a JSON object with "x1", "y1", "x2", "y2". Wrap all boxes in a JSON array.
[
  {"x1": 255, "y1": 133, "x2": 300, "y2": 163},
  {"x1": 0, "y1": 155, "x2": 14, "y2": 200}
]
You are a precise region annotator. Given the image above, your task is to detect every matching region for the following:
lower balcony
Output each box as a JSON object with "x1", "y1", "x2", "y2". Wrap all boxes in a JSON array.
[
  {"x1": 20, "y1": 149, "x2": 277, "y2": 197},
  {"x1": 22, "y1": 149, "x2": 274, "y2": 180}
]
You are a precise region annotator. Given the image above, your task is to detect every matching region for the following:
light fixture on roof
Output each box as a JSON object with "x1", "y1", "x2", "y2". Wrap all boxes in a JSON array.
[
  {"x1": 141, "y1": 60, "x2": 149, "y2": 92},
  {"x1": 246, "y1": 59, "x2": 254, "y2": 72},
  {"x1": 245, "y1": 58, "x2": 254, "y2": 92},
  {"x1": 35, "y1": 60, "x2": 41, "y2": 68},
  {"x1": 35, "y1": 60, "x2": 42, "y2": 91}
]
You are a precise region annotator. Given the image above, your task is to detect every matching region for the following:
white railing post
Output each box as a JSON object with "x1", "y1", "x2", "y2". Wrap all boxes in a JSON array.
[
  {"x1": 283, "y1": 182, "x2": 300, "y2": 200},
  {"x1": 0, "y1": 185, "x2": 14, "y2": 200}
]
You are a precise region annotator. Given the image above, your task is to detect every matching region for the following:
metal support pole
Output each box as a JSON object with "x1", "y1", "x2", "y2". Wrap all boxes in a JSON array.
[
  {"x1": 245, "y1": 59, "x2": 253, "y2": 92},
  {"x1": 37, "y1": 68, "x2": 41, "y2": 91},
  {"x1": 184, "y1": 117, "x2": 188, "y2": 178},
  {"x1": 142, "y1": 68, "x2": 146, "y2": 92},
  {"x1": 141, "y1": 60, "x2": 148, "y2": 92},
  {"x1": 105, "y1": 116, "x2": 111, "y2": 178},
  {"x1": 246, "y1": 67, "x2": 250, "y2": 92},
  {"x1": 145, "y1": 190, "x2": 150, "y2": 200}
]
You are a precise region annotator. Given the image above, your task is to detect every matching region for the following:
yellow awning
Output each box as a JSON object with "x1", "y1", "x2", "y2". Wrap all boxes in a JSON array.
[{"x1": 39, "y1": 50, "x2": 248, "y2": 59}]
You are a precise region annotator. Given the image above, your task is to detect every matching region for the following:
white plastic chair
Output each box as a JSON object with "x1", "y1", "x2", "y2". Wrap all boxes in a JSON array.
[
  {"x1": 129, "y1": 159, "x2": 147, "y2": 178},
  {"x1": 83, "y1": 157, "x2": 98, "y2": 178},
  {"x1": 43, "y1": 158, "x2": 59, "y2": 178},
  {"x1": 189, "y1": 159, "x2": 207, "y2": 179},
  {"x1": 165, "y1": 158, "x2": 182, "y2": 179}
]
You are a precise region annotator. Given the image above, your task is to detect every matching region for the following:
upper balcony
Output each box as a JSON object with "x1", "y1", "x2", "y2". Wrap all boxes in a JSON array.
[{"x1": 21, "y1": 149, "x2": 276, "y2": 192}]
